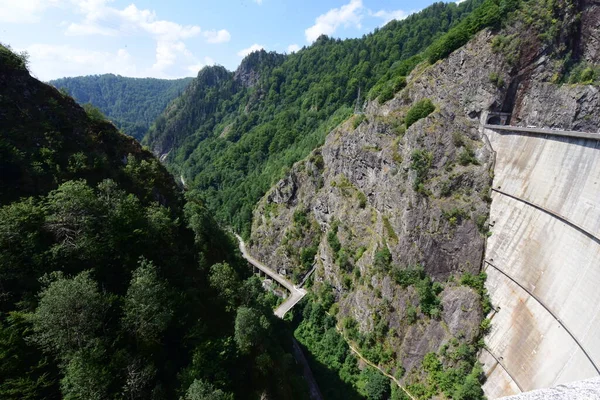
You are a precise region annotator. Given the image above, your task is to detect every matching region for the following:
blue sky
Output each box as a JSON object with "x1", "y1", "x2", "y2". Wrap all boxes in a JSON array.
[{"x1": 0, "y1": 0, "x2": 452, "y2": 81}]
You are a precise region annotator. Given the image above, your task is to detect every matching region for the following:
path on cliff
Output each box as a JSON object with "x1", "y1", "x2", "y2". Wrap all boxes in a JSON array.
[{"x1": 334, "y1": 323, "x2": 417, "y2": 400}]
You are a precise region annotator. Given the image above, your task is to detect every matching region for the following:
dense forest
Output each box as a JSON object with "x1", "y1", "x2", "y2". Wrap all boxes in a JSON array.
[
  {"x1": 143, "y1": 0, "x2": 516, "y2": 236},
  {"x1": 0, "y1": 44, "x2": 309, "y2": 400},
  {"x1": 50, "y1": 74, "x2": 192, "y2": 140}
]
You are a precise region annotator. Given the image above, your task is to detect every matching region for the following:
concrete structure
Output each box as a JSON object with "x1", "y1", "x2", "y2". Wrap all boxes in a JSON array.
[
  {"x1": 479, "y1": 123, "x2": 600, "y2": 398},
  {"x1": 236, "y1": 234, "x2": 307, "y2": 318},
  {"x1": 487, "y1": 112, "x2": 512, "y2": 126},
  {"x1": 500, "y1": 377, "x2": 600, "y2": 400}
]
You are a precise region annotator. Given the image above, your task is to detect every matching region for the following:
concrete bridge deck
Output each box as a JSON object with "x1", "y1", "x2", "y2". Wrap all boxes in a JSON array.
[
  {"x1": 480, "y1": 124, "x2": 600, "y2": 398},
  {"x1": 236, "y1": 234, "x2": 307, "y2": 318}
]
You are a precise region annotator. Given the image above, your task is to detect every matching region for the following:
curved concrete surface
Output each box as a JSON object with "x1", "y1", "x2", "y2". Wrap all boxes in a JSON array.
[
  {"x1": 236, "y1": 234, "x2": 307, "y2": 318},
  {"x1": 500, "y1": 377, "x2": 600, "y2": 399},
  {"x1": 480, "y1": 127, "x2": 600, "y2": 398}
]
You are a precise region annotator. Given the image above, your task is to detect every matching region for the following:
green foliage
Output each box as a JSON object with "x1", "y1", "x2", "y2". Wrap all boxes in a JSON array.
[
  {"x1": 183, "y1": 379, "x2": 233, "y2": 400},
  {"x1": 353, "y1": 114, "x2": 367, "y2": 129},
  {"x1": 383, "y1": 216, "x2": 398, "y2": 242},
  {"x1": 327, "y1": 221, "x2": 342, "y2": 255},
  {"x1": 392, "y1": 265, "x2": 425, "y2": 287},
  {"x1": 0, "y1": 43, "x2": 29, "y2": 71},
  {"x1": 50, "y1": 74, "x2": 193, "y2": 140},
  {"x1": 145, "y1": 0, "x2": 492, "y2": 235},
  {"x1": 82, "y1": 103, "x2": 108, "y2": 122},
  {"x1": 491, "y1": 34, "x2": 521, "y2": 66},
  {"x1": 406, "y1": 306, "x2": 418, "y2": 325},
  {"x1": 425, "y1": 0, "x2": 516, "y2": 64},
  {"x1": 442, "y1": 207, "x2": 470, "y2": 227},
  {"x1": 410, "y1": 149, "x2": 433, "y2": 192},
  {"x1": 0, "y1": 56, "x2": 309, "y2": 399},
  {"x1": 489, "y1": 71, "x2": 505, "y2": 88},
  {"x1": 30, "y1": 271, "x2": 108, "y2": 356},
  {"x1": 405, "y1": 99, "x2": 435, "y2": 128},
  {"x1": 234, "y1": 306, "x2": 270, "y2": 354},
  {"x1": 420, "y1": 350, "x2": 485, "y2": 400},
  {"x1": 567, "y1": 62, "x2": 600, "y2": 85},
  {"x1": 460, "y1": 272, "x2": 493, "y2": 314},
  {"x1": 458, "y1": 146, "x2": 479, "y2": 166},
  {"x1": 374, "y1": 244, "x2": 392, "y2": 272},
  {"x1": 301, "y1": 246, "x2": 318, "y2": 269},
  {"x1": 363, "y1": 367, "x2": 391, "y2": 400}
]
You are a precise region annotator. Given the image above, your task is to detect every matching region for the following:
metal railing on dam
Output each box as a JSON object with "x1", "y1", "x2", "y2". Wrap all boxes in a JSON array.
[{"x1": 479, "y1": 124, "x2": 600, "y2": 399}]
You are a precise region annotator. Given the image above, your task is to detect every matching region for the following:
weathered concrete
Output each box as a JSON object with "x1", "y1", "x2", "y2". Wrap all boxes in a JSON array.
[
  {"x1": 500, "y1": 377, "x2": 600, "y2": 399},
  {"x1": 480, "y1": 126, "x2": 600, "y2": 398}
]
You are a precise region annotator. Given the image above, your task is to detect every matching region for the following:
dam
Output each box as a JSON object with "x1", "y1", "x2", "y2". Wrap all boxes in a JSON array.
[{"x1": 478, "y1": 118, "x2": 600, "y2": 398}]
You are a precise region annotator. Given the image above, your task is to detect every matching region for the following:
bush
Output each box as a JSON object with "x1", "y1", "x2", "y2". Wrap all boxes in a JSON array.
[
  {"x1": 489, "y1": 72, "x2": 505, "y2": 88},
  {"x1": 410, "y1": 149, "x2": 433, "y2": 192},
  {"x1": 405, "y1": 99, "x2": 435, "y2": 128},
  {"x1": 374, "y1": 244, "x2": 392, "y2": 271},
  {"x1": 458, "y1": 146, "x2": 479, "y2": 166},
  {"x1": 353, "y1": 114, "x2": 367, "y2": 129}
]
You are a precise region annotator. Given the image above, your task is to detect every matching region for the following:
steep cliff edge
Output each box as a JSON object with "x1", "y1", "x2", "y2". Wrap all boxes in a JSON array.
[
  {"x1": 249, "y1": 30, "x2": 504, "y2": 394},
  {"x1": 249, "y1": 0, "x2": 600, "y2": 396}
]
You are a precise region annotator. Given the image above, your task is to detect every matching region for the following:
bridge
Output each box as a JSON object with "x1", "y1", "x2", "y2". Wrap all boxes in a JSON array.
[
  {"x1": 235, "y1": 234, "x2": 308, "y2": 318},
  {"x1": 478, "y1": 118, "x2": 600, "y2": 398}
]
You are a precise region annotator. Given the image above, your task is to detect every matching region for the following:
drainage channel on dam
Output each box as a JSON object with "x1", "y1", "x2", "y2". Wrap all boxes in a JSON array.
[
  {"x1": 482, "y1": 347, "x2": 525, "y2": 393},
  {"x1": 486, "y1": 189, "x2": 600, "y2": 376}
]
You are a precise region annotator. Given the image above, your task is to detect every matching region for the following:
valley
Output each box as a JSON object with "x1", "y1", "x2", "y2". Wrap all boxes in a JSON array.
[{"x1": 2, "y1": 0, "x2": 600, "y2": 398}]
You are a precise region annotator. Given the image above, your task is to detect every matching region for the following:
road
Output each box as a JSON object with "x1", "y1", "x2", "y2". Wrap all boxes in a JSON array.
[
  {"x1": 483, "y1": 124, "x2": 600, "y2": 141},
  {"x1": 235, "y1": 234, "x2": 307, "y2": 318}
]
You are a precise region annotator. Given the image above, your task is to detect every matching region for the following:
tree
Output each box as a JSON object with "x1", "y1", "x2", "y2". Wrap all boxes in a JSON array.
[
  {"x1": 363, "y1": 368, "x2": 391, "y2": 400},
  {"x1": 183, "y1": 379, "x2": 233, "y2": 400},
  {"x1": 122, "y1": 258, "x2": 173, "y2": 344},
  {"x1": 59, "y1": 350, "x2": 111, "y2": 400},
  {"x1": 209, "y1": 263, "x2": 241, "y2": 312},
  {"x1": 234, "y1": 307, "x2": 270, "y2": 354},
  {"x1": 30, "y1": 271, "x2": 107, "y2": 356}
]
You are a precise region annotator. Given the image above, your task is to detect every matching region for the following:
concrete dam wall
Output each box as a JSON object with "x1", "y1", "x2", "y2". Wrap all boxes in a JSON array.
[{"x1": 479, "y1": 126, "x2": 600, "y2": 398}]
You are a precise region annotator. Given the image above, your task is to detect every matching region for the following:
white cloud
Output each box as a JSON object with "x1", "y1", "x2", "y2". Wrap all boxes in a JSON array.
[
  {"x1": 187, "y1": 56, "x2": 216, "y2": 75},
  {"x1": 13, "y1": 0, "x2": 228, "y2": 76},
  {"x1": 26, "y1": 43, "x2": 138, "y2": 80},
  {"x1": 370, "y1": 9, "x2": 411, "y2": 25},
  {"x1": 254, "y1": 0, "x2": 263, "y2": 4},
  {"x1": 0, "y1": 0, "x2": 61, "y2": 23},
  {"x1": 287, "y1": 44, "x2": 300, "y2": 53},
  {"x1": 203, "y1": 29, "x2": 231, "y2": 44},
  {"x1": 305, "y1": 0, "x2": 363, "y2": 43},
  {"x1": 237, "y1": 43, "x2": 264, "y2": 57}
]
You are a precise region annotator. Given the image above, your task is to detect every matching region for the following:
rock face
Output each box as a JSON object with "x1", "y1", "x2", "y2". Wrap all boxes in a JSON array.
[
  {"x1": 250, "y1": 30, "x2": 504, "y2": 383},
  {"x1": 250, "y1": 0, "x2": 600, "y2": 392}
]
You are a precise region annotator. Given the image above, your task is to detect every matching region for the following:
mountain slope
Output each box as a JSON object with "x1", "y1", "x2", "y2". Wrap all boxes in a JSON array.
[
  {"x1": 0, "y1": 44, "x2": 308, "y2": 400},
  {"x1": 144, "y1": 0, "x2": 493, "y2": 235},
  {"x1": 50, "y1": 74, "x2": 192, "y2": 140},
  {"x1": 251, "y1": 0, "x2": 600, "y2": 397}
]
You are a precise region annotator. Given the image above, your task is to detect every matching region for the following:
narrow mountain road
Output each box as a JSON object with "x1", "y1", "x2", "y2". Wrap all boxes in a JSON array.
[
  {"x1": 235, "y1": 234, "x2": 307, "y2": 318},
  {"x1": 334, "y1": 323, "x2": 417, "y2": 400},
  {"x1": 235, "y1": 235, "x2": 322, "y2": 399}
]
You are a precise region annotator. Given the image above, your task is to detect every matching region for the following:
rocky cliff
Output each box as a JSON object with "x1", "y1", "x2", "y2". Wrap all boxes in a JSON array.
[
  {"x1": 249, "y1": 30, "x2": 505, "y2": 387},
  {"x1": 248, "y1": 0, "x2": 600, "y2": 394}
]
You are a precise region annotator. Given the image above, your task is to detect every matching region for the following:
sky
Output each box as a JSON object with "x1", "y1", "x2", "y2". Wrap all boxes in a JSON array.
[{"x1": 0, "y1": 0, "x2": 455, "y2": 81}]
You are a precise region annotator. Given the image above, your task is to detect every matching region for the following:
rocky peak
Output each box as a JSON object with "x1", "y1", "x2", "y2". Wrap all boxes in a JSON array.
[{"x1": 234, "y1": 50, "x2": 286, "y2": 88}]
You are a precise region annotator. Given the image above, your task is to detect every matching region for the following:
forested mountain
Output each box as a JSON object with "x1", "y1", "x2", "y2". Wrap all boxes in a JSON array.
[
  {"x1": 49, "y1": 74, "x2": 192, "y2": 140},
  {"x1": 0, "y1": 44, "x2": 308, "y2": 400},
  {"x1": 144, "y1": 0, "x2": 506, "y2": 236}
]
